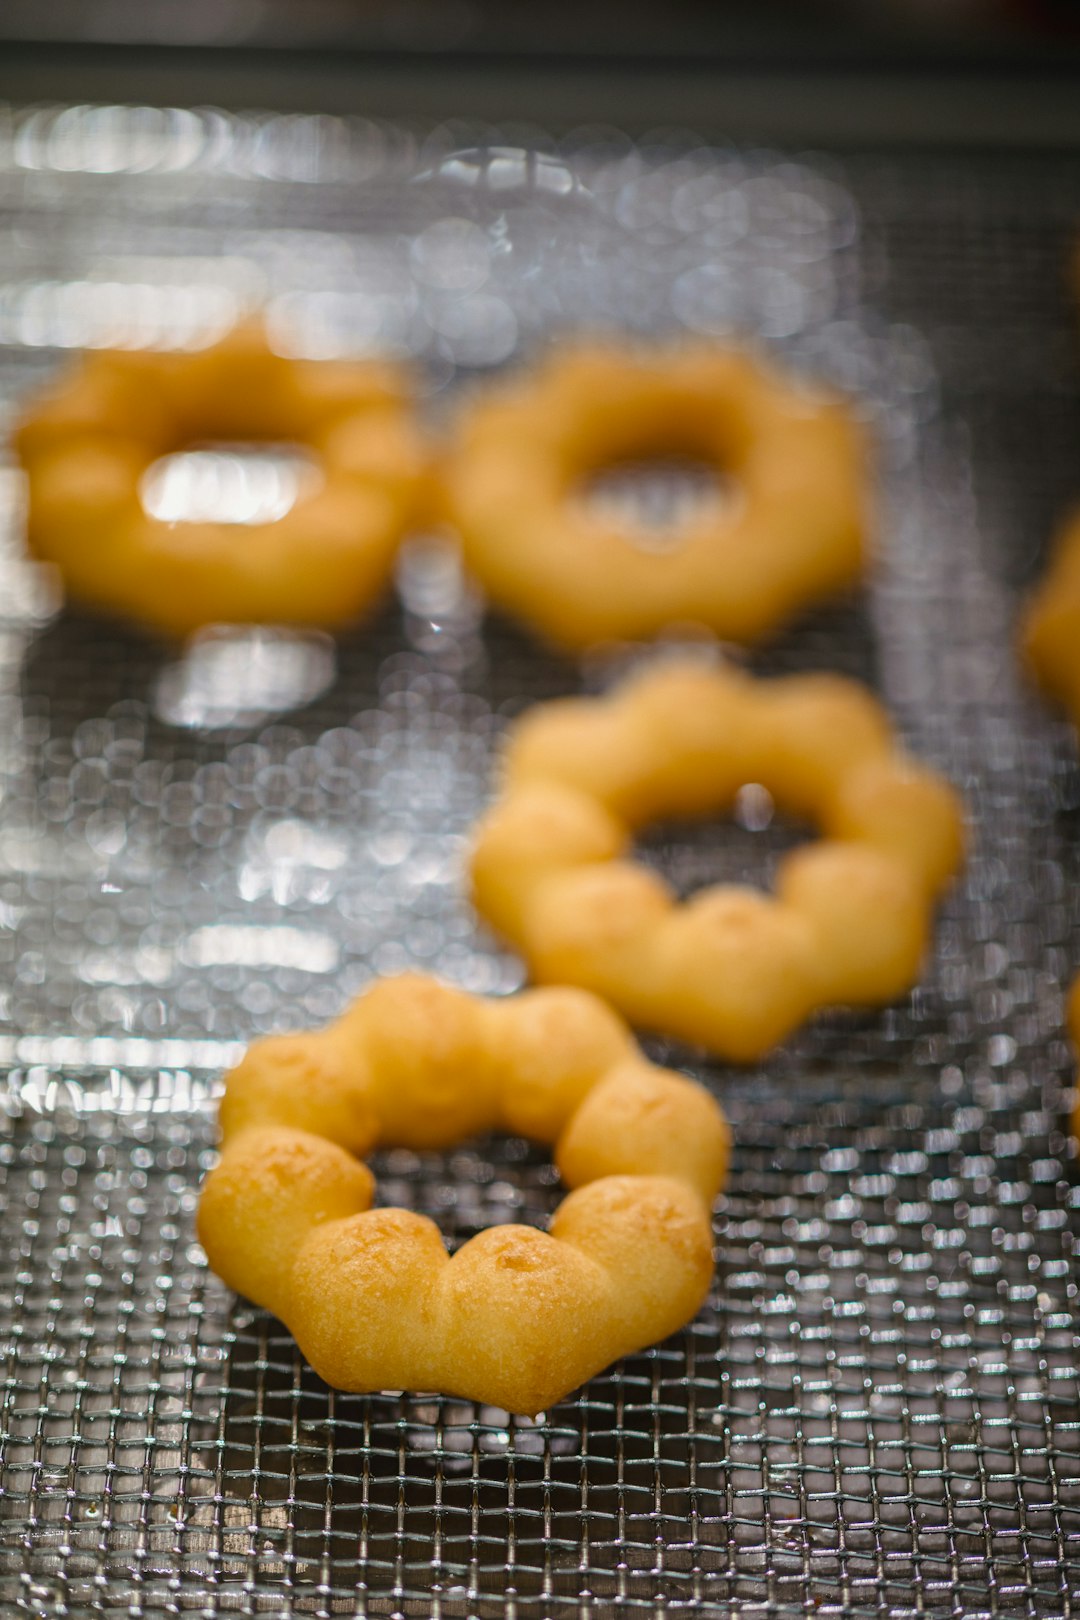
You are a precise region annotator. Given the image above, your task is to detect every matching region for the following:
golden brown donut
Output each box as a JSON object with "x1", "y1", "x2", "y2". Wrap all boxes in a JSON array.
[
  {"x1": 14, "y1": 322, "x2": 429, "y2": 638},
  {"x1": 1068, "y1": 975, "x2": 1080, "y2": 1145},
  {"x1": 470, "y1": 657, "x2": 965, "y2": 1061},
  {"x1": 1020, "y1": 509, "x2": 1080, "y2": 731},
  {"x1": 197, "y1": 974, "x2": 730, "y2": 1415},
  {"x1": 441, "y1": 339, "x2": 868, "y2": 652}
]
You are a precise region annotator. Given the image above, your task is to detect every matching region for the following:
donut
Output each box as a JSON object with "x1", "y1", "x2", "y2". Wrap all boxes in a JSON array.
[
  {"x1": 1020, "y1": 509, "x2": 1080, "y2": 731},
  {"x1": 470, "y1": 658, "x2": 965, "y2": 1061},
  {"x1": 1068, "y1": 975, "x2": 1080, "y2": 1143},
  {"x1": 441, "y1": 340, "x2": 868, "y2": 652},
  {"x1": 197, "y1": 973, "x2": 730, "y2": 1415},
  {"x1": 14, "y1": 321, "x2": 429, "y2": 638}
]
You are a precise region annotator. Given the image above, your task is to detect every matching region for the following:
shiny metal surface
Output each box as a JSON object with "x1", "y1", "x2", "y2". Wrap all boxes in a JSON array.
[{"x1": 0, "y1": 105, "x2": 1078, "y2": 1616}]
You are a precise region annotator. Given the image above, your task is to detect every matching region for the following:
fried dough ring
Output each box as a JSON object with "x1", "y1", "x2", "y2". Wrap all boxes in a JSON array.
[
  {"x1": 197, "y1": 973, "x2": 730, "y2": 1416},
  {"x1": 1020, "y1": 509, "x2": 1080, "y2": 732},
  {"x1": 1066, "y1": 975, "x2": 1080, "y2": 1144},
  {"x1": 15, "y1": 322, "x2": 428, "y2": 637},
  {"x1": 470, "y1": 658, "x2": 965, "y2": 1061},
  {"x1": 442, "y1": 340, "x2": 868, "y2": 652}
]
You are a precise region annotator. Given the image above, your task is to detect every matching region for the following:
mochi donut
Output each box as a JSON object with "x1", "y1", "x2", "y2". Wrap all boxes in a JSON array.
[
  {"x1": 1020, "y1": 509, "x2": 1080, "y2": 733},
  {"x1": 442, "y1": 339, "x2": 868, "y2": 652},
  {"x1": 197, "y1": 974, "x2": 731, "y2": 1415},
  {"x1": 14, "y1": 321, "x2": 429, "y2": 637},
  {"x1": 470, "y1": 657, "x2": 965, "y2": 1061},
  {"x1": 1066, "y1": 974, "x2": 1080, "y2": 1144}
]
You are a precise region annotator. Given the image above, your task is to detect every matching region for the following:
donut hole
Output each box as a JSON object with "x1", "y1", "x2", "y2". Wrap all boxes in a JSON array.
[
  {"x1": 576, "y1": 455, "x2": 735, "y2": 554},
  {"x1": 370, "y1": 1138, "x2": 561, "y2": 1253},
  {"x1": 635, "y1": 782, "x2": 813, "y2": 898},
  {"x1": 139, "y1": 443, "x2": 323, "y2": 526}
]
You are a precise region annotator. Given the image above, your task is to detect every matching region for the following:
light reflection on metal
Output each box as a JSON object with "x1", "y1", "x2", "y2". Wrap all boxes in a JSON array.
[
  {"x1": 418, "y1": 146, "x2": 585, "y2": 199},
  {"x1": 179, "y1": 924, "x2": 340, "y2": 973},
  {"x1": 577, "y1": 458, "x2": 740, "y2": 555},
  {"x1": 140, "y1": 445, "x2": 322, "y2": 526},
  {"x1": 0, "y1": 278, "x2": 244, "y2": 350},
  {"x1": 0, "y1": 1034, "x2": 241, "y2": 1077},
  {"x1": 153, "y1": 625, "x2": 337, "y2": 730},
  {"x1": 11, "y1": 104, "x2": 209, "y2": 175}
]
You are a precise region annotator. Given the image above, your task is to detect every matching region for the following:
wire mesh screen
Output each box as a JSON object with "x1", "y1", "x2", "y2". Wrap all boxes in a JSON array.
[{"x1": 0, "y1": 106, "x2": 1078, "y2": 1617}]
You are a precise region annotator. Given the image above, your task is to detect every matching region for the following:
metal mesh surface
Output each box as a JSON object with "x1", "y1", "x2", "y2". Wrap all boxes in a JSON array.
[{"x1": 0, "y1": 106, "x2": 1079, "y2": 1617}]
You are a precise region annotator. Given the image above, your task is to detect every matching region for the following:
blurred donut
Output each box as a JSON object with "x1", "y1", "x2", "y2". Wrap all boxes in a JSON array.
[
  {"x1": 15, "y1": 321, "x2": 429, "y2": 637},
  {"x1": 442, "y1": 339, "x2": 868, "y2": 652}
]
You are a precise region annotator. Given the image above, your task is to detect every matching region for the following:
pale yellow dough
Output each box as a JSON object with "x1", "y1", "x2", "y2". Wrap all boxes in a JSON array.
[
  {"x1": 197, "y1": 974, "x2": 731, "y2": 1416},
  {"x1": 442, "y1": 339, "x2": 868, "y2": 652},
  {"x1": 470, "y1": 658, "x2": 966, "y2": 1061}
]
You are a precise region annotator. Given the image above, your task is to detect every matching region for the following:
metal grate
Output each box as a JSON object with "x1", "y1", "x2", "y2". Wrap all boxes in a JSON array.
[{"x1": 0, "y1": 106, "x2": 1078, "y2": 1617}]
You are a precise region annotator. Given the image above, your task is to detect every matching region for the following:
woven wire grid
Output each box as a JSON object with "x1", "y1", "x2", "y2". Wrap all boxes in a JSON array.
[{"x1": 0, "y1": 105, "x2": 1078, "y2": 1617}]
